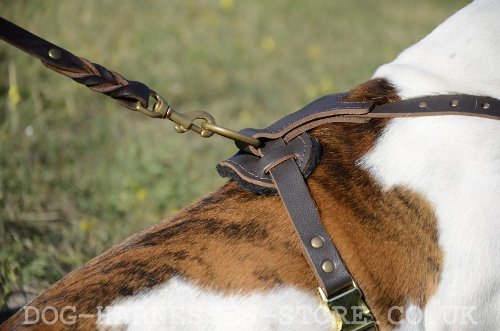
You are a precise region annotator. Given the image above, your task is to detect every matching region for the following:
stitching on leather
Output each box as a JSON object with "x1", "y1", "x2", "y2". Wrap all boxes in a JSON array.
[
  {"x1": 263, "y1": 154, "x2": 296, "y2": 173},
  {"x1": 224, "y1": 159, "x2": 270, "y2": 181},
  {"x1": 251, "y1": 97, "x2": 371, "y2": 137},
  {"x1": 255, "y1": 109, "x2": 359, "y2": 136},
  {"x1": 222, "y1": 135, "x2": 311, "y2": 184}
]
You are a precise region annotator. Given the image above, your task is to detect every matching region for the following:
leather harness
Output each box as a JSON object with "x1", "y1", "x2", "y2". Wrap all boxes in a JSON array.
[
  {"x1": 217, "y1": 92, "x2": 500, "y2": 330},
  {"x1": 3, "y1": 16, "x2": 500, "y2": 330}
]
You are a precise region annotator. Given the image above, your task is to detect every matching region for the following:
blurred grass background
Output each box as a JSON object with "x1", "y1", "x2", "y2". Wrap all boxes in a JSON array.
[{"x1": 0, "y1": 0, "x2": 468, "y2": 308}]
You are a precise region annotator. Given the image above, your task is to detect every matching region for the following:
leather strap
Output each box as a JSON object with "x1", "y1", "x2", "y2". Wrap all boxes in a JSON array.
[
  {"x1": 260, "y1": 138, "x2": 377, "y2": 330},
  {"x1": 235, "y1": 93, "x2": 500, "y2": 155},
  {"x1": 0, "y1": 16, "x2": 150, "y2": 111},
  {"x1": 237, "y1": 94, "x2": 374, "y2": 150},
  {"x1": 370, "y1": 94, "x2": 500, "y2": 120},
  {"x1": 260, "y1": 138, "x2": 354, "y2": 297},
  {"x1": 217, "y1": 133, "x2": 321, "y2": 194}
]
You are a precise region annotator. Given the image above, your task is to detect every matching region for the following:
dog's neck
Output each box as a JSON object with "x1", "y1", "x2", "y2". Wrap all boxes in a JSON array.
[{"x1": 374, "y1": 0, "x2": 500, "y2": 100}]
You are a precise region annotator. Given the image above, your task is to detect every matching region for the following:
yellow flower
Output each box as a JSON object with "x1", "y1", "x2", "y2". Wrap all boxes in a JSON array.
[
  {"x1": 219, "y1": 0, "x2": 234, "y2": 11},
  {"x1": 307, "y1": 45, "x2": 322, "y2": 61},
  {"x1": 260, "y1": 36, "x2": 276, "y2": 53},
  {"x1": 136, "y1": 188, "x2": 147, "y2": 201},
  {"x1": 79, "y1": 218, "x2": 97, "y2": 232},
  {"x1": 8, "y1": 84, "x2": 20, "y2": 109}
]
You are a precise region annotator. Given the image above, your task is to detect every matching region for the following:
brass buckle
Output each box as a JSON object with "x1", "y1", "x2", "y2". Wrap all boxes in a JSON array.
[
  {"x1": 319, "y1": 285, "x2": 377, "y2": 331},
  {"x1": 135, "y1": 91, "x2": 260, "y2": 147}
]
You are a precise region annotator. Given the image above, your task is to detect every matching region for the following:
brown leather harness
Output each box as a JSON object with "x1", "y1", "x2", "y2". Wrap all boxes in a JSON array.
[
  {"x1": 2, "y1": 16, "x2": 500, "y2": 331},
  {"x1": 217, "y1": 92, "x2": 500, "y2": 330}
]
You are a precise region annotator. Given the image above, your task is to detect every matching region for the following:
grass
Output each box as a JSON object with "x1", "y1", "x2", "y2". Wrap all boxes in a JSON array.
[{"x1": 0, "y1": 0, "x2": 468, "y2": 308}]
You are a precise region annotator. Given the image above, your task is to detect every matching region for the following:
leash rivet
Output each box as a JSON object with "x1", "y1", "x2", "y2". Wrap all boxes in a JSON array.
[
  {"x1": 450, "y1": 100, "x2": 459, "y2": 107},
  {"x1": 48, "y1": 48, "x2": 61, "y2": 60},
  {"x1": 419, "y1": 102, "x2": 427, "y2": 108},
  {"x1": 322, "y1": 260, "x2": 335, "y2": 273},
  {"x1": 311, "y1": 236, "x2": 324, "y2": 248},
  {"x1": 482, "y1": 103, "x2": 490, "y2": 109}
]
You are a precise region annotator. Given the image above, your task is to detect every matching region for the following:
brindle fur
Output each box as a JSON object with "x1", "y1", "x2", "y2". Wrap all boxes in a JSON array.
[{"x1": 1, "y1": 78, "x2": 442, "y2": 330}]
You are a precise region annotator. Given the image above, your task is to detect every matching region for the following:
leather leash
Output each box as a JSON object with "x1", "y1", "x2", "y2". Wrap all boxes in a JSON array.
[
  {"x1": 0, "y1": 17, "x2": 150, "y2": 111},
  {"x1": 3, "y1": 16, "x2": 500, "y2": 331},
  {"x1": 0, "y1": 17, "x2": 261, "y2": 147}
]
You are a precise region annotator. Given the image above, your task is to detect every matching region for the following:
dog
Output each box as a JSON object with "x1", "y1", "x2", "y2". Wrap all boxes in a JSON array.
[{"x1": 2, "y1": 0, "x2": 499, "y2": 330}]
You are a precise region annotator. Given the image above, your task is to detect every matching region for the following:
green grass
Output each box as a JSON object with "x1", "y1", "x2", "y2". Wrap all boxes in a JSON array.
[{"x1": 0, "y1": 0, "x2": 468, "y2": 307}]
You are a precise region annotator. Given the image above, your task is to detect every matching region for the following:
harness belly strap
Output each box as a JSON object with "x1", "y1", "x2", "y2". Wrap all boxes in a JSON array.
[
  {"x1": 219, "y1": 135, "x2": 378, "y2": 331},
  {"x1": 261, "y1": 138, "x2": 354, "y2": 294},
  {"x1": 265, "y1": 138, "x2": 376, "y2": 331}
]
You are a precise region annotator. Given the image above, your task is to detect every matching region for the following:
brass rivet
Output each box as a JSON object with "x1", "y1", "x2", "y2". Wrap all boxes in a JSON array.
[
  {"x1": 48, "y1": 48, "x2": 61, "y2": 60},
  {"x1": 311, "y1": 236, "x2": 324, "y2": 248},
  {"x1": 482, "y1": 103, "x2": 491, "y2": 110},
  {"x1": 321, "y1": 260, "x2": 335, "y2": 273},
  {"x1": 450, "y1": 100, "x2": 459, "y2": 107},
  {"x1": 419, "y1": 102, "x2": 427, "y2": 108}
]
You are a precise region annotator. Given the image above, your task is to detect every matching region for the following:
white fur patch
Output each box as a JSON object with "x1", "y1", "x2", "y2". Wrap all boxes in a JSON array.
[
  {"x1": 97, "y1": 278, "x2": 333, "y2": 330},
  {"x1": 362, "y1": 117, "x2": 500, "y2": 330},
  {"x1": 365, "y1": 2, "x2": 500, "y2": 328},
  {"x1": 366, "y1": 1, "x2": 500, "y2": 329}
]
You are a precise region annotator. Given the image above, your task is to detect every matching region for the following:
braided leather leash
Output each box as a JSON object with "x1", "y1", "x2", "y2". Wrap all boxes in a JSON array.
[
  {"x1": 0, "y1": 17, "x2": 260, "y2": 147},
  {"x1": 0, "y1": 17, "x2": 150, "y2": 111},
  {"x1": 3, "y1": 16, "x2": 500, "y2": 331}
]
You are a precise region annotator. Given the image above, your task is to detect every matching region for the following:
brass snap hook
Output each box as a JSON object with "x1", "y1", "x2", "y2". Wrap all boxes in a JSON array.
[
  {"x1": 135, "y1": 91, "x2": 169, "y2": 118},
  {"x1": 135, "y1": 91, "x2": 260, "y2": 147},
  {"x1": 169, "y1": 110, "x2": 216, "y2": 138}
]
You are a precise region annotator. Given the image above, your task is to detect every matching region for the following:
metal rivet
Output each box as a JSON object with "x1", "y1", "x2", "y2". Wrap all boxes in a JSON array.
[
  {"x1": 419, "y1": 102, "x2": 427, "y2": 108},
  {"x1": 48, "y1": 48, "x2": 61, "y2": 60},
  {"x1": 450, "y1": 100, "x2": 459, "y2": 107},
  {"x1": 321, "y1": 260, "x2": 335, "y2": 273},
  {"x1": 482, "y1": 103, "x2": 491, "y2": 110},
  {"x1": 311, "y1": 236, "x2": 324, "y2": 249}
]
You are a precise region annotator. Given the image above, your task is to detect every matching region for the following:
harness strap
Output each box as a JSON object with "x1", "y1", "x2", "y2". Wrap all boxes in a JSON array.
[
  {"x1": 371, "y1": 93, "x2": 500, "y2": 120},
  {"x1": 219, "y1": 92, "x2": 500, "y2": 330},
  {"x1": 0, "y1": 17, "x2": 150, "y2": 111},
  {"x1": 238, "y1": 93, "x2": 374, "y2": 146},
  {"x1": 234, "y1": 93, "x2": 500, "y2": 153},
  {"x1": 217, "y1": 132, "x2": 321, "y2": 194},
  {"x1": 251, "y1": 136, "x2": 377, "y2": 330},
  {"x1": 261, "y1": 138, "x2": 353, "y2": 294}
]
